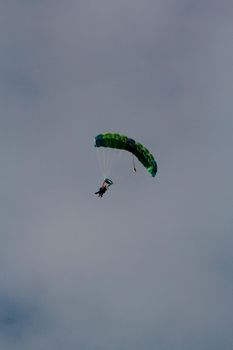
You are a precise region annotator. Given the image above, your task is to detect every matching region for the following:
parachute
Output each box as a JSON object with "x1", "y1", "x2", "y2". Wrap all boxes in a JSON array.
[{"x1": 94, "y1": 132, "x2": 157, "y2": 177}]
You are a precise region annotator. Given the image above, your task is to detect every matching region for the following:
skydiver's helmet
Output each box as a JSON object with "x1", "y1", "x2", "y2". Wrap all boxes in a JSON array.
[{"x1": 104, "y1": 178, "x2": 114, "y2": 186}]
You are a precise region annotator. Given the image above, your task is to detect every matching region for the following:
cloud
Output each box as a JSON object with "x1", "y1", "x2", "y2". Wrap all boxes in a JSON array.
[{"x1": 1, "y1": 0, "x2": 233, "y2": 349}]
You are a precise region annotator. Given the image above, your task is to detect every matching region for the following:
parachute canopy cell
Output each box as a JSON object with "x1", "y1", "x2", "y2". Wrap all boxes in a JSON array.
[{"x1": 94, "y1": 132, "x2": 157, "y2": 177}]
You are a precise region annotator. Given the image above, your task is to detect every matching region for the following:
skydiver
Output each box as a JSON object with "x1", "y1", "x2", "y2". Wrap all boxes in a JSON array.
[
  {"x1": 95, "y1": 178, "x2": 113, "y2": 198},
  {"x1": 95, "y1": 185, "x2": 107, "y2": 197}
]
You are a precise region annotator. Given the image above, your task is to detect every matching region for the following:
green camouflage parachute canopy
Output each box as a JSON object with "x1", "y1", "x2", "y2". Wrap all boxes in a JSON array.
[{"x1": 94, "y1": 132, "x2": 157, "y2": 177}]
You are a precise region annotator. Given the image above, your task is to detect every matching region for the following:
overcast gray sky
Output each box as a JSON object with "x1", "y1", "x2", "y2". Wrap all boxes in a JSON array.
[{"x1": 1, "y1": 1, "x2": 233, "y2": 349}]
